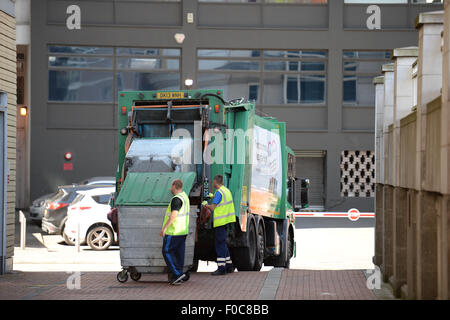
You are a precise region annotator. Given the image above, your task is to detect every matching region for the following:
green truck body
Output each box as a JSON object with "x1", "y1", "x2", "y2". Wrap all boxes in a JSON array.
[{"x1": 115, "y1": 89, "x2": 298, "y2": 276}]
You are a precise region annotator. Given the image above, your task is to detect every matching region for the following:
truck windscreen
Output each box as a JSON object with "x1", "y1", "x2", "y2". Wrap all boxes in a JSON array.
[{"x1": 125, "y1": 138, "x2": 196, "y2": 173}]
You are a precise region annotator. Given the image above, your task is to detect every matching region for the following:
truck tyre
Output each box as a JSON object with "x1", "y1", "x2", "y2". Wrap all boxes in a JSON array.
[
  {"x1": 253, "y1": 222, "x2": 265, "y2": 271},
  {"x1": 231, "y1": 218, "x2": 257, "y2": 271},
  {"x1": 284, "y1": 229, "x2": 294, "y2": 269}
]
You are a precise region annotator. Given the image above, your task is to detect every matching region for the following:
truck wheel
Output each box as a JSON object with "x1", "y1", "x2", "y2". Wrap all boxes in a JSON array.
[
  {"x1": 284, "y1": 230, "x2": 294, "y2": 269},
  {"x1": 232, "y1": 219, "x2": 257, "y2": 271},
  {"x1": 253, "y1": 222, "x2": 265, "y2": 271}
]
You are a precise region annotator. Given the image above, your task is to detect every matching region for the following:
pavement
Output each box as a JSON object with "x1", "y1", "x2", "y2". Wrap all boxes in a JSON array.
[
  {"x1": 0, "y1": 212, "x2": 395, "y2": 300},
  {"x1": 0, "y1": 269, "x2": 378, "y2": 300}
]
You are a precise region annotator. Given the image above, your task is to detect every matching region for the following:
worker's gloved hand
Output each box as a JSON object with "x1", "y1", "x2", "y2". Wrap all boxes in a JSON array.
[
  {"x1": 207, "y1": 193, "x2": 214, "y2": 199},
  {"x1": 201, "y1": 200, "x2": 208, "y2": 206}
]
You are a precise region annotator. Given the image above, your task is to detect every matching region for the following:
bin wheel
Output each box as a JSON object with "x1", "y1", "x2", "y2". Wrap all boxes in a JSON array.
[
  {"x1": 117, "y1": 270, "x2": 128, "y2": 283},
  {"x1": 130, "y1": 272, "x2": 142, "y2": 282}
]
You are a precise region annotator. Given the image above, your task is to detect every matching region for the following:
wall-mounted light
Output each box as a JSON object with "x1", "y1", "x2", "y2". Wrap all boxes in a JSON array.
[
  {"x1": 64, "y1": 152, "x2": 73, "y2": 161},
  {"x1": 185, "y1": 78, "x2": 193, "y2": 88},
  {"x1": 174, "y1": 33, "x2": 185, "y2": 44},
  {"x1": 20, "y1": 106, "x2": 28, "y2": 116}
]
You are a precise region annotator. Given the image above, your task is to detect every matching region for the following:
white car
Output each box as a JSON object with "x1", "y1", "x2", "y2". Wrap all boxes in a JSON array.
[{"x1": 63, "y1": 187, "x2": 117, "y2": 250}]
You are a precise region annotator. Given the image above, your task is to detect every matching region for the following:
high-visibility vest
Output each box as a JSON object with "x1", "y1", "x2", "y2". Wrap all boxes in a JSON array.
[
  {"x1": 213, "y1": 186, "x2": 236, "y2": 228},
  {"x1": 163, "y1": 191, "x2": 189, "y2": 236}
]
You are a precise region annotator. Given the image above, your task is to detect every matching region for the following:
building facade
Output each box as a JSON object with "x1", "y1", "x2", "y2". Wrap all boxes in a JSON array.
[
  {"x1": 29, "y1": 0, "x2": 444, "y2": 212},
  {"x1": 0, "y1": 0, "x2": 17, "y2": 273}
]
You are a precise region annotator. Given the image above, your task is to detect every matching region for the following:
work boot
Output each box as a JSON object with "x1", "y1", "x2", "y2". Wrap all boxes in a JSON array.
[
  {"x1": 211, "y1": 269, "x2": 226, "y2": 276},
  {"x1": 170, "y1": 273, "x2": 187, "y2": 285},
  {"x1": 226, "y1": 265, "x2": 234, "y2": 273}
]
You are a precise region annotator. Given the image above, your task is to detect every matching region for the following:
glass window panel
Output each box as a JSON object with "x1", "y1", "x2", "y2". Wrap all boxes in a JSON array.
[
  {"x1": 345, "y1": 0, "x2": 406, "y2": 3},
  {"x1": 263, "y1": 74, "x2": 325, "y2": 104},
  {"x1": 48, "y1": 70, "x2": 113, "y2": 102},
  {"x1": 264, "y1": 61, "x2": 325, "y2": 71},
  {"x1": 249, "y1": 84, "x2": 259, "y2": 101},
  {"x1": 344, "y1": 51, "x2": 391, "y2": 60},
  {"x1": 198, "y1": 60, "x2": 260, "y2": 71},
  {"x1": 48, "y1": 46, "x2": 113, "y2": 55},
  {"x1": 265, "y1": 0, "x2": 327, "y2": 3},
  {"x1": 343, "y1": 75, "x2": 375, "y2": 105},
  {"x1": 264, "y1": 50, "x2": 327, "y2": 59},
  {"x1": 116, "y1": 48, "x2": 180, "y2": 57},
  {"x1": 117, "y1": 58, "x2": 179, "y2": 70},
  {"x1": 48, "y1": 56, "x2": 113, "y2": 69},
  {"x1": 300, "y1": 75, "x2": 326, "y2": 104},
  {"x1": 344, "y1": 61, "x2": 386, "y2": 73},
  {"x1": 197, "y1": 73, "x2": 260, "y2": 102},
  {"x1": 198, "y1": 0, "x2": 261, "y2": 2},
  {"x1": 411, "y1": 0, "x2": 443, "y2": 3},
  {"x1": 198, "y1": 49, "x2": 260, "y2": 58},
  {"x1": 116, "y1": 72, "x2": 180, "y2": 93}
]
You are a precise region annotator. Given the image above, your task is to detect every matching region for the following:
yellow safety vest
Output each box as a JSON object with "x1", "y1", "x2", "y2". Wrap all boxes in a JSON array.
[
  {"x1": 213, "y1": 186, "x2": 236, "y2": 228},
  {"x1": 163, "y1": 192, "x2": 189, "y2": 236}
]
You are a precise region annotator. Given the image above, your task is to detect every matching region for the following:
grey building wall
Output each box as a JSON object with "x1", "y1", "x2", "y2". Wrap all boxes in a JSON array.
[{"x1": 30, "y1": 0, "x2": 443, "y2": 212}]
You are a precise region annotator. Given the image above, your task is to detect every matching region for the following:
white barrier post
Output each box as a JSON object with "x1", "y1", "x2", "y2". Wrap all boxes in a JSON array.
[
  {"x1": 19, "y1": 210, "x2": 26, "y2": 249},
  {"x1": 75, "y1": 221, "x2": 81, "y2": 253}
]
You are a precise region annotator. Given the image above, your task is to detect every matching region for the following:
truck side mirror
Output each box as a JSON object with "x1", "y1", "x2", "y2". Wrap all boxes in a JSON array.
[{"x1": 300, "y1": 178, "x2": 309, "y2": 209}]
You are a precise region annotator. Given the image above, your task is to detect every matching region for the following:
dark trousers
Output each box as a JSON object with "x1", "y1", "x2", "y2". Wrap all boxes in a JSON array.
[
  {"x1": 214, "y1": 224, "x2": 233, "y2": 272},
  {"x1": 162, "y1": 235, "x2": 187, "y2": 278}
]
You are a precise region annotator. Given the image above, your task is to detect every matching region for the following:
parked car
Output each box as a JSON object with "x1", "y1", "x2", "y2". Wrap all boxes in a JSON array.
[
  {"x1": 77, "y1": 176, "x2": 115, "y2": 186},
  {"x1": 41, "y1": 184, "x2": 114, "y2": 236},
  {"x1": 30, "y1": 192, "x2": 56, "y2": 225},
  {"x1": 63, "y1": 187, "x2": 117, "y2": 250},
  {"x1": 29, "y1": 176, "x2": 115, "y2": 224}
]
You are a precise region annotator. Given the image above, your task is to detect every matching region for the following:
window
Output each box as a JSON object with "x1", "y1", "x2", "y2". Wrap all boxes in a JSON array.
[
  {"x1": 411, "y1": 0, "x2": 443, "y2": 3},
  {"x1": 345, "y1": 0, "x2": 442, "y2": 3},
  {"x1": 343, "y1": 50, "x2": 391, "y2": 106},
  {"x1": 345, "y1": 0, "x2": 407, "y2": 3},
  {"x1": 47, "y1": 46, "x2": 181, "y2": 102},
  {"x1": 340, "y1": 150, "x2": 375, "y2": 198},
  {"x1": 198, "y1": 0, "x2": 327, "y2": 3},
  {"x1": 197, "y1": 49, "x2": 327, "y2": 105}
]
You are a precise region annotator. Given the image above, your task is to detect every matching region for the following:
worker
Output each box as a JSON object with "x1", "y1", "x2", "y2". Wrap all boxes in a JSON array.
[
  {"x1": 160, "y1": 179, "x2": 190, "y2": 285},
  {"x1": 202, "y1": 175, "x2": 236, "y2": 276}
]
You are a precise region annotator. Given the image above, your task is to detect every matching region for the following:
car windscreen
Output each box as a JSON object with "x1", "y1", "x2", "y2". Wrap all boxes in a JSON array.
[{"x1": 125, "y1": 138, "x2": 196, "y2": 173}]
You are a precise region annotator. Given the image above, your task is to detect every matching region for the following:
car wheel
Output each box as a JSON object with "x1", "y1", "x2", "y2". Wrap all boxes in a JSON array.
[
  {"x1": 63, "y1": 232, "x2": 76, "y2": 246},
  {"x1": 87, "y1": 225, "x2": 113, "y2": 251}
]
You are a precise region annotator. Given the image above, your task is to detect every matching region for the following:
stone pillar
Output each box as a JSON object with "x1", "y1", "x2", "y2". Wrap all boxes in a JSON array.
[
  {"x1": 415, "y1": 11, "x2": 444, "y2": 300},
  {"x1": 381, "y1": 63, "x2": 394, "y2": 282},
  {"x1": 440, "y1": 3, "x2": 450, "y2": 300},
  {"x1": 374, "y1": 76, "x2": 385, "y2": 268},
  {"x1": 391, "y1": 47, "x2": 418, "y2": 297}
]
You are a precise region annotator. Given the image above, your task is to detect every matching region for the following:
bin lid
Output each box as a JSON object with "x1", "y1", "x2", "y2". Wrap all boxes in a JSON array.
[{"x1": 115, "y1": 171, "x2": 196, "y2": 206}]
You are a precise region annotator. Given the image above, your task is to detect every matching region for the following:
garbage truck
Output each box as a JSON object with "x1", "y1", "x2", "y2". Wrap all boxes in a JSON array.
[{"x1": 113, "y1": 89, "x2": 304, "y2": 282}]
